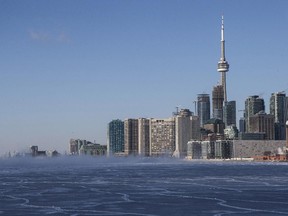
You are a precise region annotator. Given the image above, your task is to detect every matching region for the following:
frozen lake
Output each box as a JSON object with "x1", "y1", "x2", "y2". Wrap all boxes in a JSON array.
[{"x1": 1, "y1": 157, "x2": 288, "y2": 215}]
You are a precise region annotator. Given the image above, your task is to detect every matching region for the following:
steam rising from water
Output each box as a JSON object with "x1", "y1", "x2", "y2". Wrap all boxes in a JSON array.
[{"x1": 1, "y1": 157, "x2": 288, "y2": 215}]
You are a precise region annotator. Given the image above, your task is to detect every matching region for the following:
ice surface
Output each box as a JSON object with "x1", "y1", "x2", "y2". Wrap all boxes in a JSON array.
[{"x1": 1, "y1": 157, "x2": 288, "y2": 215}]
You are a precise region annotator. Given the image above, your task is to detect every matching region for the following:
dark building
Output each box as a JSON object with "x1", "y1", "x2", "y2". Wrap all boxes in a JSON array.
[
  {"x1": 223, "y1": 100, "x2": 236, "y2": 126},
  {"x1": 203, "y1": 118, "x2": 225, "y2": 136},
  {"x1": 245, "y1": 95, "x2": 265, "y2": 132},
  {"x1": 108, "y1": 119, "x2": 124, "y2": 155},
  {"x1": 270, "y1": 92, "x2": 287, "y2": 140},
  {"x1": 238, "y1": 132, "x2": 266, "y2": 140},
  {"x1": 197, "y1": 94, "x2": 210, "y2": 127},
  {"x1": 239, "y1": 117, "x2": 246, "y2": 133},
  {"x1": 212, "y1": 85, "x2": 224, "y2": 121},
  {"x1": 124, "y1": 119, "x2": 139, "y2": 155}
]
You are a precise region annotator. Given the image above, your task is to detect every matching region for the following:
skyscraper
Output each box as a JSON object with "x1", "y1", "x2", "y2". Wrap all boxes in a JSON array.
[
  {"x1": 197, "y1": 94, "x2": 210, "y2": 127},
  {"x1": 245, "y1": 95, "x2": 265, "y2": 132},
  {"x1": 212, "y1": 85, "x2": 224, "y2": 120},
  {"x1": 107, "y1": 119, "x2": 124, "y2": 155},
  {"x1": 138, "y1": 118, "x2": 150, "y2": 156},
  {"x1": 124, "y1": 119, "x2": 139, "y2": 155},
  {"x1": 217, "y1": 16, "x2": 229, "y2": 103},
  {"x1": 150, "y1": 118, "x2": 175, "y2": 156},
  {"x1": 270, "y1": 92, "x2": 287, "y2": 140},
  {"x1": 223, "y1": 100, "x2": 236, "y2": 126}
]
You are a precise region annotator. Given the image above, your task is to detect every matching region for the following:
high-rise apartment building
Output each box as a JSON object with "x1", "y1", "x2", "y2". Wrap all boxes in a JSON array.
[
  {"x1": 107, "y1": 119, "x2": 124, "y2": 155},
  {"x1": 124, "y1": 119, "x2": 139, "y2": 155},
  {"x1": 197, "y1": 94, "x2": 210, "y2": 127},
  {"x1": 270, "y1": 92, "x2": 287, "y2": 140},
  {"x1": 223, "y1": 100, "x2": 236, "y2": 126},
  {"x1": 212, "y1": 85, "x2": 224, "y2": 120},
  {"x1": 249, "y1": 111, "x2": 275, "y2": 140},
  {"x1": 245, "y1": 95, "x2": 265, "y2": 132},
  {"x1": 191, "y1": 115, "x2": 201, "y2": 140},
  {"x1": 138, "y1": 118, "x2": 150, "y2": 156},
  {"x1": 150, "y1": 118, "x2": 175, "y2": 156}
]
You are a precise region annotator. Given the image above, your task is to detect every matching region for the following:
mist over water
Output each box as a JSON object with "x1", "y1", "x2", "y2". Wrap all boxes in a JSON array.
[{"x1": 1, "y1": 157, "x2": 288, "y2": 215}]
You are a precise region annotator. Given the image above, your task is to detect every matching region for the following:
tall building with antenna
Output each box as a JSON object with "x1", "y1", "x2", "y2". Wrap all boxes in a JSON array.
[{"x1": 217, "y1": 16, "x2": 229, "y2": 103}]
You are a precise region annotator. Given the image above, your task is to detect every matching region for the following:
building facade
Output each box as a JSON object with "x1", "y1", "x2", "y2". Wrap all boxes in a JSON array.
[
  {"x1": 79, "y1": 143, "x2": 107, "y2": 156},
  {"x1": 69, "y1": 139, "x2": 87, "y2": 155},
  {"x1": 212, "y1": 85, "x2": 224, "y2": 121},
  {"x1": 249, "y1": 111, "x2": 275, "y2": 140},
  {"x1": 270, "y1": 92, "x2": 287, "y2": 140},
  {"x1": 138, "y1": 118, "x2": 150, "y2": 156},
  {"x1": 107, "y1": 119, "x2": 124, "y2": 155},
  {"x1": 187, "y1": 140, "x2": 232, "y2": 160},
  {"x1": 174, "y1": 109, "x2": 193, "y2": 158},
  {"x1": 197, "y1": 94, "x2": 210, "y2": 127},
  {"x1": 150, "y1": 118, "x2": 175, "y2": 156},
  {"x1": 124, "y1": 119, "x2": 139, "y2": 156},
  {"x1": 245, "y1": 95, "x2": 265, "y2": 132},
  {"x1": 223, "y1": 100, "x2": 236, "y2": 126}
]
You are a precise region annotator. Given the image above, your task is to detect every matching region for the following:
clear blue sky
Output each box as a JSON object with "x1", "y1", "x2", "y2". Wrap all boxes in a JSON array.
[{"x1": 1, "y1": 0, "x2": 288, "y2": 154}]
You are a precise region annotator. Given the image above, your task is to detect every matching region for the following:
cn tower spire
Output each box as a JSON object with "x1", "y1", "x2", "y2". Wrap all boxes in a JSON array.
[{"x1": 217, "y1": 15, "x2": 229, "y2": 103}]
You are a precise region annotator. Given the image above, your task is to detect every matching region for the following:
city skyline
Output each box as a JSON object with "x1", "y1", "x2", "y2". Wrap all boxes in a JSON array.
[{"x1": 1, "y1": 0, "x2": 288, "y2": 155}]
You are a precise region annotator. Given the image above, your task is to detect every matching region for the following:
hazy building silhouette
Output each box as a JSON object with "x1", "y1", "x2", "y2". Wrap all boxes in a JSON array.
[{"x1": 70, "y1": 139, "x2": 87, "y2": 155}]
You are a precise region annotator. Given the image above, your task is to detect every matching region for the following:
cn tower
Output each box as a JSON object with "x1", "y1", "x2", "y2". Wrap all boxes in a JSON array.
[{"x1": 217, "y1": 16, "x2": 229, "y2": 103}]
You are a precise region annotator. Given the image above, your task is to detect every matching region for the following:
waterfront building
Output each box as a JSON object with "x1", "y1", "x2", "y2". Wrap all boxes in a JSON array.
[
  {"x1": 79, "y1": 143, "x2": 107, "y2": 156},
  {"x1": 69, "y1": 139, "x2": 87, "y2": 155},
  {"x1": 124, "y1": 119, "x2": 139, "y2": 156},
  {"x1": 187, "y1": 140, "x2": 232, "y2": 160},
  {"x1": 150, "y1": 118, "x2": 175, "y2": 156},
  {"x1": 245, "y1": 95, "x2": 265, "y2": 132},
  {"x1": 197, "y1": 94, "x2": 210, "y2": 127},
  {"x1": 186, "y1": 141, "x2": 202, "y2": 159},
  {"x1": 174, "y1": 109, "x2": 200, "y2": 158},
  {"x1": 138, "y1": 118, "x2": 150, "y2": 156},
  {"x1": 107, "y1": 119, "x2": 124, "y2": 155},
  {"x1": 233, "y1": 140, "x2": 285, "y2": 159}
]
